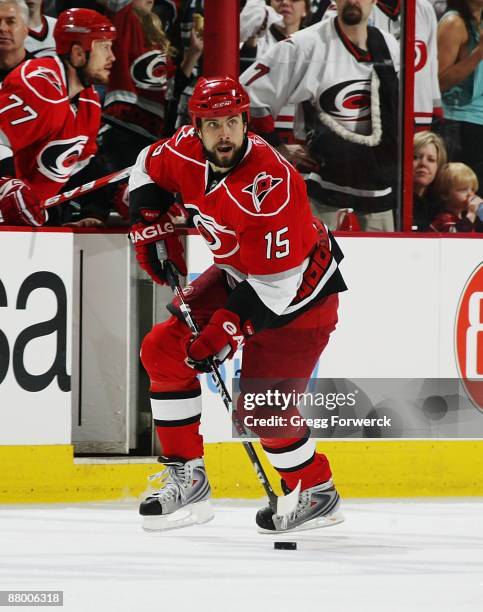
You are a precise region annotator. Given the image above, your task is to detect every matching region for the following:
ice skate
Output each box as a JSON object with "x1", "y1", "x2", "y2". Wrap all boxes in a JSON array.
[
  {"x1": 140, "y1": 456, "x2": 214, "y2": 532},
  {"x1": 256, "y1": 479, "x2": 344, "y2": 533}
]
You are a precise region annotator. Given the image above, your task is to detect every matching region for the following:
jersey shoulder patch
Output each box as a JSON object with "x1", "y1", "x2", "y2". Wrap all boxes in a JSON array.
[
  {"x1": 19, "y1": 58, "x2": 68, "y2": 104},
  {"x1": 225, "y1": 135, "x2": 292, "y2": 217},
  {"x1": 165, "y1": 125, "x2": 204, "y2": 164}
]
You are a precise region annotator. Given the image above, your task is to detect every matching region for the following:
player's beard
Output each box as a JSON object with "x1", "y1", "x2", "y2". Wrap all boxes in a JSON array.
[
  {"x1": 203, "y1": 138, "x2": 247, "y2": 170},
  {"x1": 341, "y1": 3, "x2": 363, "y2": 25},
  {"x1": 82, "y1": 65, "x2": 112, "y2": 86}
]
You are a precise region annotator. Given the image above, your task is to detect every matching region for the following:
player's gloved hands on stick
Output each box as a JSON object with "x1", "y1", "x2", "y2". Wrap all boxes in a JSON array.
[
  {"x1": 187, "y1": 308, "x2": 245, "y2": 372},
  {"x1": 0, "y1": 177, "x2": 46, "y2": 226},
  {"x1": 129, "y1": 208, "x2": 186, "y2": 285}
]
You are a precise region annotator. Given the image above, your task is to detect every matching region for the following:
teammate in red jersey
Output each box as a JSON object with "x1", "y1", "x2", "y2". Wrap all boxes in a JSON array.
[
  {"x1": 129, "y1": 77, "x2": 347, "y2": 533},
  {"x1": 0, "y1": 8, "x2": 115, "y2": 226}
]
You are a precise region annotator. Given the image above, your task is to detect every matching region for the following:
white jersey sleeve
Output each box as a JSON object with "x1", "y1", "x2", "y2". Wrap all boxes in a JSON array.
[{"x1": 240, "y1": 32, "x2": 316, "y2": 120}]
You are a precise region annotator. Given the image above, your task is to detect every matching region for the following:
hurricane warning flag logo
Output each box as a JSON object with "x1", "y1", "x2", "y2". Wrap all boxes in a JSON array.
[{"x1": 242, "y1": 172, "x2": 282, "y2": 212}]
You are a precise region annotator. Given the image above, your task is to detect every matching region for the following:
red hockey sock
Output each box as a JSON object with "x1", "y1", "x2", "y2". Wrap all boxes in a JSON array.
[{"x1": 155, "y1": 421, "x2": 203, "y2": 460}]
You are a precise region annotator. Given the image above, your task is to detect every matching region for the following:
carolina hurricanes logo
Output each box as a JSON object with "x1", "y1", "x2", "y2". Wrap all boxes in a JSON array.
[
  {"x1": 131, "y1": 51, "x2": 169, "y2": 91},
  {"x1": 37, "y1": 136, "x2": 89, "y2": 183},
  {"x1": 242, "y1": 172, "x2": 282, "y2": 213},
  {"x1": 415, "y1": 40, "x2": 428, "y2": 72},
  {"x1": 455, "y1": 263, "x2": 483, "y2": 413},
  {"x1": 319, "y1": 80, "x2": 371, "y2": 123},
  {"x1": 185, "y1": 205, "x2": 239, "y2": 259},
  {"x1": 24, "y1": 66, "x2": 65, "y2": 101}
]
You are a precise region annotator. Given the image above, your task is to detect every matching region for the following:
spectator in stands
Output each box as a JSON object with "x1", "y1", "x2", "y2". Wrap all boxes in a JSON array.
[
  {"x1": 437, "y1": 0, "x2": 483, "y2": 189},
  {"x1": 412, "y1": 130, "x2": 447, "y2": 230},
  {"x1": 323, "y1": 2, "x2": 400, "y2": 40},
  {"x1": 0, "y1": 0, "x2": 31, "y2": 83},
  {"x1": 240, "y1": 0, "x2": 310, "y2": 142},
  {"x1": 430, "y1": 162, "x2": 483, "y2": 231},
  {"x1": 103, "y1": 0, "x2": 202, "y2": 168},
  {"x1": 241, "y1": 0, "x2": 400, "y2": 231},
  {"x1": 240, "y1": 0, "x2": 310, "y2": 71},
  {"x1": 325, "y1": 0, "x2": 442, "y2": 131},
  {"x1": 25, "y1": 0, "x2": 56, "y2": 57}
]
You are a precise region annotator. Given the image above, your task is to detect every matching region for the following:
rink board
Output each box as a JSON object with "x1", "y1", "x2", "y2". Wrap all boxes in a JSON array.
[
  {"x1": 1, "y1": 231, "x2": 482, "y2": 501},
  {"x1": 1, "y1": 440, "x2": 483, "y2": 502}
]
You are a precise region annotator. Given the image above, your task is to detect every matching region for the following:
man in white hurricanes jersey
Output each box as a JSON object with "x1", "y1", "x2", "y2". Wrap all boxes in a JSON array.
[
  {"x1": 241, "y1": 0, "x2": 400, "y2": 231},
  {"x1": 25, "y1": 0, "x2": 56, "y2": 58},
  {"x1": 326, "y1": 0, "x2": 441, "y2": 131},
  {"x1": 323, "y1": 1, "x2": 400, "y2": 38},
  {"x1": 326, "y1": 1, "x2": 441, "y2": 131}
]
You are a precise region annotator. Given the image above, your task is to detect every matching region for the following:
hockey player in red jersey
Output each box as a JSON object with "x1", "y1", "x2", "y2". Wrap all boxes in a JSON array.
[
  {"x1": 129, "y1": 76, "x2": 347, "y2": 533},
  {"x1": 0, "y1": 8, "x2": 115, "y2": 226}
]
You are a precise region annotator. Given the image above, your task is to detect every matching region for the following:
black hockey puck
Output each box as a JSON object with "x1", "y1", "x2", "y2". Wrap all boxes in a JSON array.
[{"x1": 274, "y1": 541, "x2": 297, "y2": 550}]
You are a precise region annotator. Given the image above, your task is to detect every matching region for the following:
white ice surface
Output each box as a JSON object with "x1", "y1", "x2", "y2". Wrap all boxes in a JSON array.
[{"x1": 0, "y1": 499, "x2": 482, "y2": 612}]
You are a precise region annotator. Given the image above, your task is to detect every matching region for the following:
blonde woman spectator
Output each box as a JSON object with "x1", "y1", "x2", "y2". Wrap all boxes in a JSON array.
[
  {"x1": 413, "y1": 130, "x2": 447, "y2": 229},
  {"x1": 430, "y1": 162, "x2": 483, "y2": 231},
  {"x1": 103, "y1": 0, "x2": 202, "y2": 167}
]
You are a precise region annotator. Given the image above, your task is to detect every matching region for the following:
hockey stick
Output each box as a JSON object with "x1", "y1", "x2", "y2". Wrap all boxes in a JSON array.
[
  {"x1": 157, "y1": 249, "x2": 301, "y2": 517},
  {"x1": 41, "y1": 166, "x2": 133, "y2": 209},
  {"x1": 102, "y1": 113, "x2": 159, "y2": 144}
]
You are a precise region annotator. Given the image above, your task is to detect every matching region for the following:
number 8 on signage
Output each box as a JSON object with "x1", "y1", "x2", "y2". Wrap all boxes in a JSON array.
[{"x1": 466, "y1": 292, "x2": 483, "y2": 379}]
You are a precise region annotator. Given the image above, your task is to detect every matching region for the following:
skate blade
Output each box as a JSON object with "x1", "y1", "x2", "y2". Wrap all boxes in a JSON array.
[
  {"x1": 258, "y1": 511, "x2": 345, "y2": 534},
  {"x1": 142, "y1": 500, "x2": 214, "y2": 533},
  {"x1": 258, "y1": 498, "x2": 345, "y2": 534}
]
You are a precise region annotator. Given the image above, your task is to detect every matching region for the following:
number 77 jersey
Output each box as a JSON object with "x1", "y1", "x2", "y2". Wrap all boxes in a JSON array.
[
  {"x1": 0, "y1": 56, "x2": 101, "y2": 200},
  {"x1": 131, "y1": 126, "x2": 347, "y2": 322}
]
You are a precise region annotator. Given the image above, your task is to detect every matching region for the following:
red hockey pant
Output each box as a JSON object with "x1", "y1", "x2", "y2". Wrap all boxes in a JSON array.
[{"x1": 140, "y1": 266, "x2": 339, "y2": 491}]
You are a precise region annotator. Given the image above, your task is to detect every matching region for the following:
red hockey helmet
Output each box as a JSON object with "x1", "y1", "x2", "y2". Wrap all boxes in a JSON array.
[
  {"x1": 188, "y1": 76, "x2": 250, "y2": 126},
  {"x1": 54, "y1": 9, "x2": 116, "y2": 56}
]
